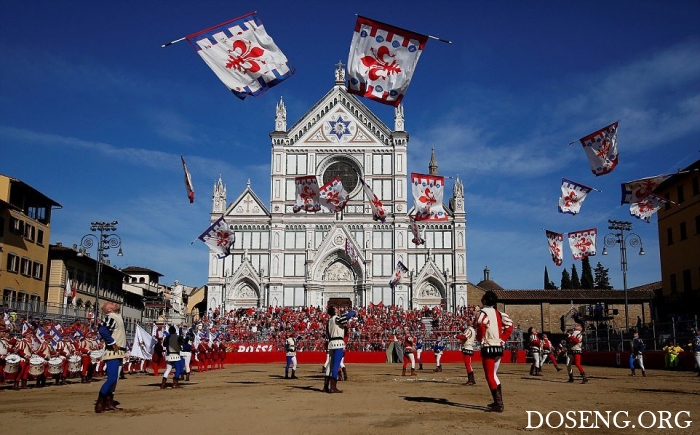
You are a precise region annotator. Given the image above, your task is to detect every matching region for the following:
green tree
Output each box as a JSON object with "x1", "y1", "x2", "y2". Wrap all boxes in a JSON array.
[
  {"x1": 544, "y1": 267, "x2": 558, "y2": 290},
  {"x1": 581, "y1": 257, "x2": 594, "y2": 289},
  {"x1": 594, "y1": 262, "x2": 613, "y2": 289},
  {"x1": 561, "y1": 269, "x2": 572, "y2": 289},
  {"x1": 571, "y1": 264, "x2": 581, "y2": 289}
]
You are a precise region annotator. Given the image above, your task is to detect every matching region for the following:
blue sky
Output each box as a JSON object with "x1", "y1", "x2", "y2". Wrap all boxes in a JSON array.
[{"x1": 1, "y1": 1, "x2": 699, "y2": 291}]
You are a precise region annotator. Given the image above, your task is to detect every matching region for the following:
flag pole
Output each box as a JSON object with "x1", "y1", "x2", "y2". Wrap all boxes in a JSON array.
[
  {"x1": 161, "y1": 37, "x2": 186, "y2": 48},
  {"x1": 427, "y1": 34, "x2": 452, "y2": 44}
]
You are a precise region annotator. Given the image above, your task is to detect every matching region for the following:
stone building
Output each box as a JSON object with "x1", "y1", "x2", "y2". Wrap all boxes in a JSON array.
[{"x1": 204, "y1": 64, "x2": 468, "y2": 311}]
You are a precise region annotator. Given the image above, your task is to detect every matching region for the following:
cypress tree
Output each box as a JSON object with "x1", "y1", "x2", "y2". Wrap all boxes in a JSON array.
[
  {"x1": 594, "y1": 262, "x2": 613, "y2": 289},
  {"x1": 561, "y1": 269, "x2": 572, "y2": 289},
  {"x1": 571, "y1": 264, "x2": 581, "y2": 289},
  {"x1": 544, "y1": 266, "x2": 558, "y2": 290},
  {"x1": 581, "y1": 257, "x2": 594, "y2": 289}
]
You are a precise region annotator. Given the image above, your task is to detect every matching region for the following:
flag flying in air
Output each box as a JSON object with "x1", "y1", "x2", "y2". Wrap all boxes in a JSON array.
[
  {"x1": 345, "y1": 238, "x2": 360, "y2": 265},
  {"x1": 35, "y1": 327, "x2": 45, "y2": 344},
  {"x1": 359, "y1": 177, "x2": 386, "y2": 223},
  {"x1": 389, "y1": 261, "x2": 409, "y2": 289},
  {"x1": 346, "y1": 16, "x2": 428, "y2": 106},
  {"x1": 71, "y1": 280, "x2": 77, "y2": 302},
  {"x1": 319, "y1": 176, "x2": 350, "y2": 213},
  {"x1": 558, "y1": 178, "x2": 595, "y2": 215},
  {"x1": 130, "y1": 324, "x2": 155, "y2": 360},
  {"x1": 620, "y1": 175, "x2": 667, "y2": 205},
  {"x1": 185, "y1": 12, "x2": 295, "y2": 99},
  {"x1": 293, "y1": 176, "x2": 322, "y2": 213},
  {"x1": 630, "y1": 193, "x2": 670, "y2": 222},
  {"x1": 410, "y1": 216, "x2": 425, "y2": 246},
  {"x1": 579, "y1": 122, "x2": 619, "y2": 176},
  {"x1": 546, "y1": 230, "x2": 564, "y2": 266},
  {"x1": 64, "y1": 278, "x2": 72, "y2": 297},
  {"x1": 567, "y1": 228, "x2": 597, "y2": 260},
  {"x1": 411, "y1": 173, "x2": 448, "y2": 221},
  {"x1": 198, "y1": 216, "x2": 235, "y2": 259},
  {"x1": 181, "y1": 155, "x2": 195, "y2": 203}
]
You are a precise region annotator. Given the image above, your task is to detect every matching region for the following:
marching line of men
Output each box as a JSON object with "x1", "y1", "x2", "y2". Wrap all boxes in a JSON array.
[{"x1": 0, "y1": 322, "x2": 229, "y2": 392}]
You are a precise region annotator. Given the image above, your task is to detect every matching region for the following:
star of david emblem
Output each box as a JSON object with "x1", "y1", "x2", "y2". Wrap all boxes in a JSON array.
[{"x1": 328, "y1": 116, "x2": 351, "y2": 140}]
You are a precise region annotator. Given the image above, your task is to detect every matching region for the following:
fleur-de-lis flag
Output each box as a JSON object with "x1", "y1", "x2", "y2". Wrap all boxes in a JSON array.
[
  {"x1": 346, "y1": 16, "x2": 428, "y2": 106},
  {"x1": 185, "y1": 12, "x2": 295, "y2": 99},
  {"x1": 198, "y1": 216, "x2": 235, "y2": 259}
]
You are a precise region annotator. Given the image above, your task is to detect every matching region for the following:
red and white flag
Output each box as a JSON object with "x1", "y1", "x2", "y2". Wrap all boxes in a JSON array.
[
  {"x1": 185, "y1": 12, "x2": 295, "y2": 99},
  {"x1": 558, "y1": 178, "x2": 595, "y2": 215},
  {"x1": 345, "y1": 238, "x2": 360, "y2": 265},
  {"x1": 567, "y1": 228, "x2": 597, "y2": 260},
  {"x1": 181, "y1": 155, "x2": 195, "y2": 203},
  {"x1": 198, "y1": 216, "x2": 235, "y2": 259},
  {"x1": 319, "y1": 177, "x2": 350, "y2": 213},
  {"x1": 346, "y1": 16, "x2": 428, "y2": 106},
  {"x1": 71, "y1": 280, "x2": 77, "y2": 302},
  {"x1": 546, "y1": 230, "x2": 564, "y2": 266},
  {"x1": 411, "y1": 173, "x2": 448, "y2": 221},
  {"x1": 620, "y1": 175, "x2": 666, "y2": 205},
  {"x1": 389, "y1": 261, "x2": 409, "y2": 289},
  {"x1": 359, "y1": 177, "x2": 387, "y2": 223},
  {"x1": 579, "y1": 122, "x2": 619, "y2": 176},
  {"x1": 410, "y1": 216, "x2": 425, "y2": 246},
  {"x1": 630, "y1": 193, "x2": 670, "y2": 222},
  {"x1": 293, "y1": 176, "x2": 321, "y2": 213},
  {"x1": 64, "y1": 278, "x2": 72, "y2": 297}
]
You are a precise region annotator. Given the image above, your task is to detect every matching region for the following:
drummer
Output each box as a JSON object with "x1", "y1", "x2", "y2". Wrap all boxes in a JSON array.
[
  {"x1": 55, "y1": 332, "x2": 76, "y2": 385},
  {"x1": 35, "y1": 334, "x2": 53, "y2": 388},
  {"x1": 0, "y1": 325, "x2": 9, "y2": 383},
  {"x1": 12, "y1": 329, "x2": 34, "y2": 390}
]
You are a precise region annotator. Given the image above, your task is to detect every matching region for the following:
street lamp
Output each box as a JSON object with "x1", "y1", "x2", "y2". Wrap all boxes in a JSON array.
[
  {"x1": 79, "y1": 221, "x2": 123, "y2": 318},
  {"x1": 602, "y1": 220, "x2": 644, "y2": 332}
]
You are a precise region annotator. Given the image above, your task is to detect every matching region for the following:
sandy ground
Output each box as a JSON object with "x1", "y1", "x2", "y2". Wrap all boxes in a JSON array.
[{"x1": 1, "y1": 362, "x2": 698, "y2": 435}]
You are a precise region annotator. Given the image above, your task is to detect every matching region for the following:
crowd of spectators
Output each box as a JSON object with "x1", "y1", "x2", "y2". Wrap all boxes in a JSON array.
[{"x1": 198, "y1": 304, "x2": 481, "y2": 352}]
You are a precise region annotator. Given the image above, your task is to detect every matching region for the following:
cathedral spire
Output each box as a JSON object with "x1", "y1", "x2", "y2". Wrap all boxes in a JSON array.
[
  {"x1": 429, "y1": 147, "x2": 438, "y2": 175},
  {"x1": 334, "y1": 60, "x2": 346, "y2": 86},
  {"x1": 213, "y1": 175, "x2": 227, "y2": 214},
  {"x1": 275, "y1": 97, "x2": 287, "y2": 132}
]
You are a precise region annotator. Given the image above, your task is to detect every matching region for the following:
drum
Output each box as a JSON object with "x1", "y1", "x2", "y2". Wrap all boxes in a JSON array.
[
  {"x1": 48, "y1": 357, "x2": 63, "y2": 375},
  {"x1": 4, "y1": 353, "x2": 20, "y2": 374},
  {"x1": 180, "y1": 351, "x2": 191, "y2": 358},
  {"x1": 90, "y1": 349, "x2": 104, "y2": 364},
  {"x1": 68, "y1": 355, "x2": 82, "y2": 373},
  {"x1": 165, "y1": 354, "x2": 181, "y2": 363},
  {"x1": 29, "y1": 355, "x2": 46, "y2": 376}
]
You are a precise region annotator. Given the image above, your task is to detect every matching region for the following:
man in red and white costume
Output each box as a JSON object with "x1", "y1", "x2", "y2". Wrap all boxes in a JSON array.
[
  {"x1": 540, "y1": 333, "x2": 562, "y2": 373},
  {"x1": 400, "y1": 328, "x2": 417, "y2": 377},
  {"x1": 13, "y1": 330, "x2": 35, "y2": 389},
  {"x1": 35, "y1": 333, "x2": 54, "y2": 387},
  {"x1": 527, "y1": 327, "x2": 542, "y2": 376},
  {"x1": 475, "y1": 290, "x2": 513, "y2": 413},
  {"x1": 566, "y1": 323, "x2": 588, "y2": 383},
  {"x1": 456, "y1": 317, "x2": 477, "y2": 385},
  {"x1": 54, "y1": 333, "x2": 76, "y2": 384}
]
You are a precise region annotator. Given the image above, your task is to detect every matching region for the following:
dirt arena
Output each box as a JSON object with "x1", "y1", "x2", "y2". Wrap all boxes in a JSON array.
[{"x1": 1, "y1": 363, "x2": 698, "y2": 435}]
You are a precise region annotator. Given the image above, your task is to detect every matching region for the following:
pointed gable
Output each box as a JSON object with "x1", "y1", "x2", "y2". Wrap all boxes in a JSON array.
[{"x1": 226, "y1": 181, "x2": 270, "y2": 217}]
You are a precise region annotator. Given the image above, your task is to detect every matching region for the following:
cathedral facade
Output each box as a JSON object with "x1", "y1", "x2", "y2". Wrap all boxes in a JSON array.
[{"x1": 206, "y1": 64, "x2": 467, "y2": 311}]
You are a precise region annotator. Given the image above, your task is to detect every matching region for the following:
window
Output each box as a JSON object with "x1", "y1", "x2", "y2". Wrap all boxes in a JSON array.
[
  {"x1": 285, "y1": 230, "x2": 306, "y2": 249},
  {"x1": 696, "y1": 215, "x2": 700, "y2": 235},
  {"x1": 32, "y1": 262, "x2": 43, "y2": 280},
  {"x1": 0, "y1": 216, "x2": 4, "y2": 237},
  {"x1": 24, "y1": 223, "x2": 35, "y2": 242},
  {"x1": 682, "y1": 269, "x2": 691, "y2": 292},
  {"x1": 283, "y1": 286, "x2": 305, "y2": 307},
  {"x1": 283, "y1": 254, "x2": 305, "y2": 277},
  {"x1": 667, "y1": 227, "x2": 673, "y2": 245},
  {"x1": 372, "y1": 253, "x2": 393, "y2": 277},
  {"x1": 36, "y1": 229, "x2": 44, "y2": 246},
  {"x1": 372, "y1": 179, "x2": 393, "y2": 201},
  {"x1": 322, "y1": 160, "x2": 359, "y2": 194},
  {"x1": 663, "y1": 192, "x2": 671, "y2": 210},
  {"x1": 693, "y1": 177, "x2": 699, "y2": 196},
  {"x1": 10, "y1": 216, "x2": 24, "y2": 235},
  {"x1": 26, "y1": 206, "x2": 46, "y2": 223},
  {"x1": 6, "y1": 253, "x2": 19, "y2": 273},
  {"x1": 286, "y1": 154, "x2": 307, "y2": 175},
  {"x1": 372, "y1": 230, "x2": 393, "y2": 249},
  {"x1": 21, "y1": 257, "x2": 31, "y2": 276},
  {"x1": 677, "y1": 186, "x2": 685, "y2": 204},
  {"x1": 670, "y1": 274, "x2": 677, "y2": 294},
  {"x1": 372, "y1": 154, "x2": 392, "y2": 175},
  {"x1": 680, "y1": 222, "x2": 687, "y2": 240}
]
